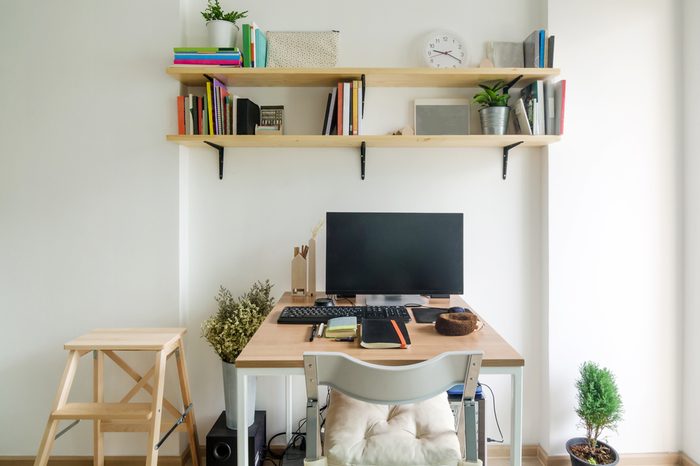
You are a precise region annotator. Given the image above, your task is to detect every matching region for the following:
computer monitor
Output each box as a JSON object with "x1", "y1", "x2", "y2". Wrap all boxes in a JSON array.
[{"x1": 325, "y1": 212, "x2": 464, "y2": 305}]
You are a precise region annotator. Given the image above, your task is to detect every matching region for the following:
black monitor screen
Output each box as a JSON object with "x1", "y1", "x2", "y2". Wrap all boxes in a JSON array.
[{"x1": 325, "y1": 212, "x2": 464, "y2": 295}]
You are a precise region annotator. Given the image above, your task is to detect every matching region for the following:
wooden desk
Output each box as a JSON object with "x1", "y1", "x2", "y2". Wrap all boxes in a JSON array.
[{"x1": 235, "y1": 293, "x2": 524, "y2": 466}]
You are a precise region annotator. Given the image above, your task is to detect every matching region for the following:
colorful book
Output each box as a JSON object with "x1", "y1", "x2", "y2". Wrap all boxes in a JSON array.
[
  {"x1": 173, "y1": 47, "x2": 239, "y2": 53},
  {"x1": 250, "y1": 23, "x2": 258, "y2": 68},
  {"x1": 352, "y1": 80, "x2": 359, "y2": 136},
  {"x1": 512, "y1": 98, "x2": 532, "y2": 135},
  {"x1": 325, "y1": 317, "x2": 357, "y2": 338},
  {"x1": 242, "y1": 24, "x2": 252, "y2": 67},
  {"x1": 255, "y1": 27, "x2": 267, "y2": 68},
  {"x1": 177, "y1": 96, "x2": 185, "y2": 135},
  {"x1": 174, "y1": 53, "x2": 241, "y2": 60},
  {"x1": 337, "y1": 82, "x2": 343, "y2": 135},
  {"x1": 174, "y1": 59, "x2": 241, "y2": 66},
  {"x1": 206, "y1": 81, "x2": 214, "y2": 135},
  {"x1": 538, "y1": 30, "x2": 546, "y2": 68}
]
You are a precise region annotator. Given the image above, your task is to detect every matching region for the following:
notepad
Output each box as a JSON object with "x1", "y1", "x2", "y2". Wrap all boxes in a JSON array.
[
  {"x1": 360, "y1": 319, "x2": 411, "y2": 349},
  {"x1": 325, "y1": 316, "x2": 357, "y2": 338}
]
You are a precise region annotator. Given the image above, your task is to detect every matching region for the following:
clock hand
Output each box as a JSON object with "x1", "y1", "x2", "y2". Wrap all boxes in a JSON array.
[
  {"x1": 429, "y1": 50, "x2": 453, "y2": 56},
  {"x1": 445, "y1": 52, "x2": 462, "y2": 63}
]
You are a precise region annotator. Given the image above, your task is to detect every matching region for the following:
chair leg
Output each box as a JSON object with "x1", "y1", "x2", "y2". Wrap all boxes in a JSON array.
[
  {"x1": 93, "y1": 350, "x2": 104, "y2": 466},
  {"x1": 145, "y1": 350, "x2": 167, "y2": 466},
  {"x1": 34, "y1": 350, "x2": 80, "y2": 466},
  {"x1": 175, "y1": 339, "x2": 201, "y2": 466}
]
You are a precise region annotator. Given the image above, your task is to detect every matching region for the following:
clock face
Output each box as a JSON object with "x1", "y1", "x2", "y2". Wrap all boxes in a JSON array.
[{"x1": 424, "y1": 31, "x2": 465, "y2": 68}]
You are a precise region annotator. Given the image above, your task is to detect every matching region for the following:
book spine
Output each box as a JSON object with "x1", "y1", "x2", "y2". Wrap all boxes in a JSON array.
[
  {"x1": 337, "y1": 83, "x2": 343, "y2": 135},
  {"x1": 206, "y1": 82, "x2": 214, "y2": 135},
  {"x1": 250, "y1": 23, "x2": 257, "y2": 68},
  {"x1": 357, "y1": 84, "x2": 363, "y2": 135},
  {"x1": 177, "y1": 96, "x2": 185, "y2": 135},
  {"x1": 352, "y1": 80, "x2": 359, "y2": 136},
  {"x1": 198, "y1": 96, "x2": 203, "y2": 135},
  {"x1": 342, "y1": 82, "x2": 350, "y2": 136},
  {"x1": 173, "y1": 59, "x2": 241, "y2": 65},
  {"x1": 322, "y1": 92, "x2": 332, "y2": 135},
  {"x1": 559, "y1": 80, "x2": 566, "y2": 135},
  {"x1": 242, "y1": 24, "x2": 251, "y2": 68},
  {"x1": 539, "y1": 30, "x2": 545, "y2": 68}
]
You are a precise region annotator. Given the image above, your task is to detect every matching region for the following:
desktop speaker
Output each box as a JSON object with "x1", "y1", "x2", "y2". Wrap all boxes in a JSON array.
[{"x1": 206, "y1": 410, "x2": 266, "y2": 466}]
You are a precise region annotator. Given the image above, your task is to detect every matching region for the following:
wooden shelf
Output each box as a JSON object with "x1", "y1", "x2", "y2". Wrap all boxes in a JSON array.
[
  {"x1": 167, "y1": 134, "x2": 560, "y2": 148},
  {"x1": 167, "y1": 66, "x2": 560, "y2": 88}
]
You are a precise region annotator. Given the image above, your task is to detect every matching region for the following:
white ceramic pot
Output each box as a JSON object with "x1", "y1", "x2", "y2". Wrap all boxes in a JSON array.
[
  {"x1": 206, "y1": 20, "x2": 239, "y2": 48},
  {"x1": 222, "y1": 360, "x2": 255, "y2": 429}
]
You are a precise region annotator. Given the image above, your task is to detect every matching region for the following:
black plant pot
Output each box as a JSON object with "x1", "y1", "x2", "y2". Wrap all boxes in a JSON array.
[{"x1": 566, "y1": 437, "x2": 619, "y2": 466}]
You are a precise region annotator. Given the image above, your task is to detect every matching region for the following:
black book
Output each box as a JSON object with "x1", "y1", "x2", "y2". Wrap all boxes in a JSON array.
[
  {"x1": 322, "y1": 92, "x2": 332, "y2": 135},
  {"x1": 547, "y1": 35, "x2": 555, "y2": 68},
  {"x1": 360, "y1": 319, "x2": 411, "y2": 349}
]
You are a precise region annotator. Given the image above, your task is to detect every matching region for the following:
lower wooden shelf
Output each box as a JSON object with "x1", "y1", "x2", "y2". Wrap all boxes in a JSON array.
[{"x1": 166, "y1": 134, "x2": 560, "y2": 148}]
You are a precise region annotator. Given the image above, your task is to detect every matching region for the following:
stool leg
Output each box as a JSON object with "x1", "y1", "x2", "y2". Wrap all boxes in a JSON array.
[
  {"x1": 34, "y1": 350, "x2": 80, "y2": 466},
  {"x1": 93, "y1": 350, "x2": 104, "y2": 466},
  {"x1": 175, "y1": 339, "x2": 201, "y2": 466},
  {"x1": 146, "y1": 350, "x2": 167, "y2": 466}
]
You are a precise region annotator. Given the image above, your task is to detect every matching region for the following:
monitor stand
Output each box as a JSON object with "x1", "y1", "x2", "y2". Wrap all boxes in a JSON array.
[{"x1": 362, "y1": 294, "x2": 428, "y2": 307}]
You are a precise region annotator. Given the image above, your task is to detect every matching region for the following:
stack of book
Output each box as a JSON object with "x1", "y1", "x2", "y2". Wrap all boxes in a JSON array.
[
  {"x1": 173, "y1": 47, "x2": 242, "y2": 66},
  {"x1": 176, "y1": 76, "x2": 239, "y2": 135},
  {"x1": 241, "y1": 23, "x2": 267, "y2": 68},
  {"x1": 321, "y1": 80, "x2": 364, "y2": 136},
  {"x1": 511, "y1": 80, "x2": 566, "y2": 136},
  {"x1": 523, "y1": 30, "x2": 555, "y2": 68}
]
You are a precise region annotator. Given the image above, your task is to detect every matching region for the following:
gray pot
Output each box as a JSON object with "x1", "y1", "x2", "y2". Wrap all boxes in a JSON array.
[
  {"x1": 479, "y1": 106, "x2": 510, "y2": 135},
  {"x1": 222, "y1": 360, "x2": 256, "y2": 429}
]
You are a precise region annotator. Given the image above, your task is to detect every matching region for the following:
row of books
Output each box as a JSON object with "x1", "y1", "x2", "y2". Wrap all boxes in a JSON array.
[
  {"x1": 512, "y1": 80, "x2": 566, "y2": 136},
  {"x1": 173, "y1": 47, "x2": 242, "y2": 66},
  {"x1": 177, "y1": 76, "x2": 238, "y2": 135},
  {"x1": 523, "y1": 29, "x2": 555, "y2": 68},
  {"x1": 321, "y1": 80, "x2": 365, "y2": 136},
  {"x1": 241, "y1": 23, "x2": 267, "y2": 68}
]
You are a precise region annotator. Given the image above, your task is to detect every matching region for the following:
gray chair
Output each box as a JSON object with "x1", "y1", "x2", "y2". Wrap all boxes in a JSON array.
[{"x1": 303, "y1": 351, "x2": 483, "y2": 466}]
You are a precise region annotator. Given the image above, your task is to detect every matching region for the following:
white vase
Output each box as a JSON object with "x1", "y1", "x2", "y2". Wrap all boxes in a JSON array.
[
  {"x1": 222, "y1": 360, "x2": 255, "y2": 429},
  {"x1": 206, "y1": 20, "x2": 239, "y2": 48}
]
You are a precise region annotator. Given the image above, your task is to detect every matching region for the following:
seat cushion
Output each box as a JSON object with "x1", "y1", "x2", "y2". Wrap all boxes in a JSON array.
[{"x1": 323, "y1": 390, "x2": 461, "y2": 466}]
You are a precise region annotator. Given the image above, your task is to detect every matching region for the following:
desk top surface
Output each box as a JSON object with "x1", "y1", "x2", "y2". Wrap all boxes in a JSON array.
[
  {"x1": 235, "y1": 293, "x2": 523, "y2": 368},
  {"x1": 64, "y1": 328, "x2": 186, "y2": 351}
]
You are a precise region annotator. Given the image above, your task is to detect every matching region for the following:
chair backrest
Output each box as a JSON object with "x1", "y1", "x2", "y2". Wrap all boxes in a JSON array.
[{"x1": 303, "y1": 351, "x2": 483, "y2": 405}]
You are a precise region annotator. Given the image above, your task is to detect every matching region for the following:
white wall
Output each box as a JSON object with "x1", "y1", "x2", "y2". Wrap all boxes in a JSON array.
[
  {"x1": 181, "y1": 0, "x2": 546, "y2": 448},
  {"x1": 545, "y1": 0, "x2": 682, "y2": 456},
  {"x1": 0, "y1": 0, "x2": 181, "y2": 456},
  {"x1": 682, "y1": 0, "x2": 700, "y2": 462}
]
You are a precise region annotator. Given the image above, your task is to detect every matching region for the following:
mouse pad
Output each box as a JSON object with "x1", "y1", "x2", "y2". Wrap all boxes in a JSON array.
[{"x1": 411, "y1": 307, "x2": 450, "y2": 323}]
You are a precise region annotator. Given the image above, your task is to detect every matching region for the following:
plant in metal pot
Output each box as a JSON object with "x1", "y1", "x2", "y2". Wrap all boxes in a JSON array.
[
  {"x1": 473, "y1": 80, "x2": 511, "y2": 135},
  {"x1": 201, "y1": 0, "x2": 248, "y2": 48},
  {"x1": 566, "y1": 361, "x2": 623, "y2": 466},
  {"x1": 201, "y1": 280, "x2": 274, "y2": 429}
]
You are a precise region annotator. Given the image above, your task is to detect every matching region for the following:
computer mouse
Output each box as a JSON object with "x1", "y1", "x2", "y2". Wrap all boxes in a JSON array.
[
  {"x1": 314, "y1": 297, "x2": 334, "y2": 307},
  {"x1": 448, "y1": 306, "x2": 466, "y2": 313}
]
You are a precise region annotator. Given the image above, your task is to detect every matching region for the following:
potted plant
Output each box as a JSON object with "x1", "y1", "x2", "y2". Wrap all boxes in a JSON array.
[
  {"x1": 202, "y1": 280, "x2": 274, "y2": 429},
  {"x1": 201, "y1": 0, "x2": 248, "y2": 48},
  {"x1": 566, "y1": 362, "x2": 623, "y2": 466},
  {"x1": 473, "y1": 80, "x2": 511, "y2": 135}
]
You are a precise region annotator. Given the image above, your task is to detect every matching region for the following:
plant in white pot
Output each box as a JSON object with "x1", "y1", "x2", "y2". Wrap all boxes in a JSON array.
[
  {"x1": 201, "y1": 0, "x2": 248, "y2": 48},
  {"x1": 473, "y1": 80, "x2": 511, "y2": 135},
  {"x1": 566, "y1": 361, "x2": 623, "y2": 466},
  {"x1": 202, "y1": 280, "x2": 274, "y2": 429}
]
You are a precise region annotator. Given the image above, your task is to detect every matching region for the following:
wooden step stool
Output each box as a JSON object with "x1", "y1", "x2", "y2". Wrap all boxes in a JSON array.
[{"x1": 34, "y1": 328, "x2": 200, "y2": 466}]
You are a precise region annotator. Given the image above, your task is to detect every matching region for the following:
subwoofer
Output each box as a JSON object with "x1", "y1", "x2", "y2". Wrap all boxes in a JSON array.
[{"x1": 206, "y1": 411, "x2": 266, "y2": 466}]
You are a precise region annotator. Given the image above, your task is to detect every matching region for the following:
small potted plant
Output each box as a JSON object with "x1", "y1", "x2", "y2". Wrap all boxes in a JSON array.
[
  {"x1": 201, "y1": 0, "x2": 248, "y2": 48},
  {"x1": 202, "y1": 280, "x2": 274, "y2": 429},
  {"x1": 566, "y1": 362, "x2": 623, "y2": 466},
  {"x1": 473, "y1": 80, "x2": 511, "y2": 135}
]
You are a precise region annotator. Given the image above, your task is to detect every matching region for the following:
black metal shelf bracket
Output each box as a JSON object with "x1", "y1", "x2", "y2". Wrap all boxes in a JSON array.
[
  {"x1": 360, "y1": 141, "x2": 367, "y2": 180},
  {"x1": 502, "y1": 141, "x2": 524, "y2": 180},
  {"x1": 203, "y1": 141, "x2": 225, "y2": 180}
]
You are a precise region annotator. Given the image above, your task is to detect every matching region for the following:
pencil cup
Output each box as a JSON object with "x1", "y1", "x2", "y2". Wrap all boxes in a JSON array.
[{"x1": 291, "y1": 253, "x2": 307, "y2": 295}]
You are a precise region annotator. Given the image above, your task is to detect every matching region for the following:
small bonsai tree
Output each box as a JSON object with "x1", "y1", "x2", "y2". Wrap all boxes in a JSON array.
[
  {"x1": 201, "y1": 280, "x2": 274, "y2": 364},
  {"x1": 473, "y1": 80, "x2": 510, "y2": 108},
  {"x1": 201, "y1": 0, "x2": 248, "y2": 24},
  {"x1": 573, "y1": 361, "x2": 623, "y2": 463}
]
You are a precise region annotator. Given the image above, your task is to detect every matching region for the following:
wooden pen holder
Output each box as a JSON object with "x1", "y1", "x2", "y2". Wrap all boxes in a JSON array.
[{"x1": 291, "y1": 253, "x2": 307, "y2": 295}]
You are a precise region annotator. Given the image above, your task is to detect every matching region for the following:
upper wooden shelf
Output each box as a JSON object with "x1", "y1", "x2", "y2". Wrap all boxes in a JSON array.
[
  {"x1": 166, "y1": 66, "x2": 560, "y2": 88},
  {"x1": 167, "y1": 134, "x2": 560, "y2": 148}
]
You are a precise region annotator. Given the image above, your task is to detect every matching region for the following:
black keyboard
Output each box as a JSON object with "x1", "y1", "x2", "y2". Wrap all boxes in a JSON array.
[{"x1": 277, "y1": 306, "x2": 412, "y2": 324}]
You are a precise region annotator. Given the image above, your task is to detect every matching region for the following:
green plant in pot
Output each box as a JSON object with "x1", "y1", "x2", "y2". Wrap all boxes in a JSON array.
[
  {"x1": 566, "y1": 362, "x2": 623, "y2": 466},
  {"x1": 473, "y1": 80, "x2": 511, "y2": 135},
  {"x1": 202, "y1": 280, "x2": 274, "y2": 429},
  {"x1": 201, "y1": 0, "x2": 248, "y2": 48}
]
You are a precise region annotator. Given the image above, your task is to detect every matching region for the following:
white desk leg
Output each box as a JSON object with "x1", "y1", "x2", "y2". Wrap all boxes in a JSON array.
[
  {"x1": 285, "y1": 375, "x2": 293, "y2": 443},
  {"x1": 237, "y1": 369, "x2": 250, "y2": 466},
  {"x1": 510, "y1": 366, "x2": 524, "y2": 466}
]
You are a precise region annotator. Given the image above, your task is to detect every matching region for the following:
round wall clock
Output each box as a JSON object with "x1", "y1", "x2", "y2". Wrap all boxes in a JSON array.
[{"x1": 423, "y1": 31, "x2": 466, "y2": 68}]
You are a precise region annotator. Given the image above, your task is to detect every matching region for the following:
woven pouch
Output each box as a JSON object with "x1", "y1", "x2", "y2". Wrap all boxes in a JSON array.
[{"x1": 266, "y1": 31, "x2": 339, "y2": 68}]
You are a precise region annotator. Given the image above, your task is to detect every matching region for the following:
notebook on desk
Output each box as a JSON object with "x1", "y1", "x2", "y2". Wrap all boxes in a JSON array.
[{"x1": 360, "y1": 319, "x2": 411, "y2": 349}]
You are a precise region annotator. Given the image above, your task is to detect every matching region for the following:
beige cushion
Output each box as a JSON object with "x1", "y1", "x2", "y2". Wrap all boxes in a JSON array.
[{"x1": 323, "y1": 390, "x2": 461, "y2": 466}]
